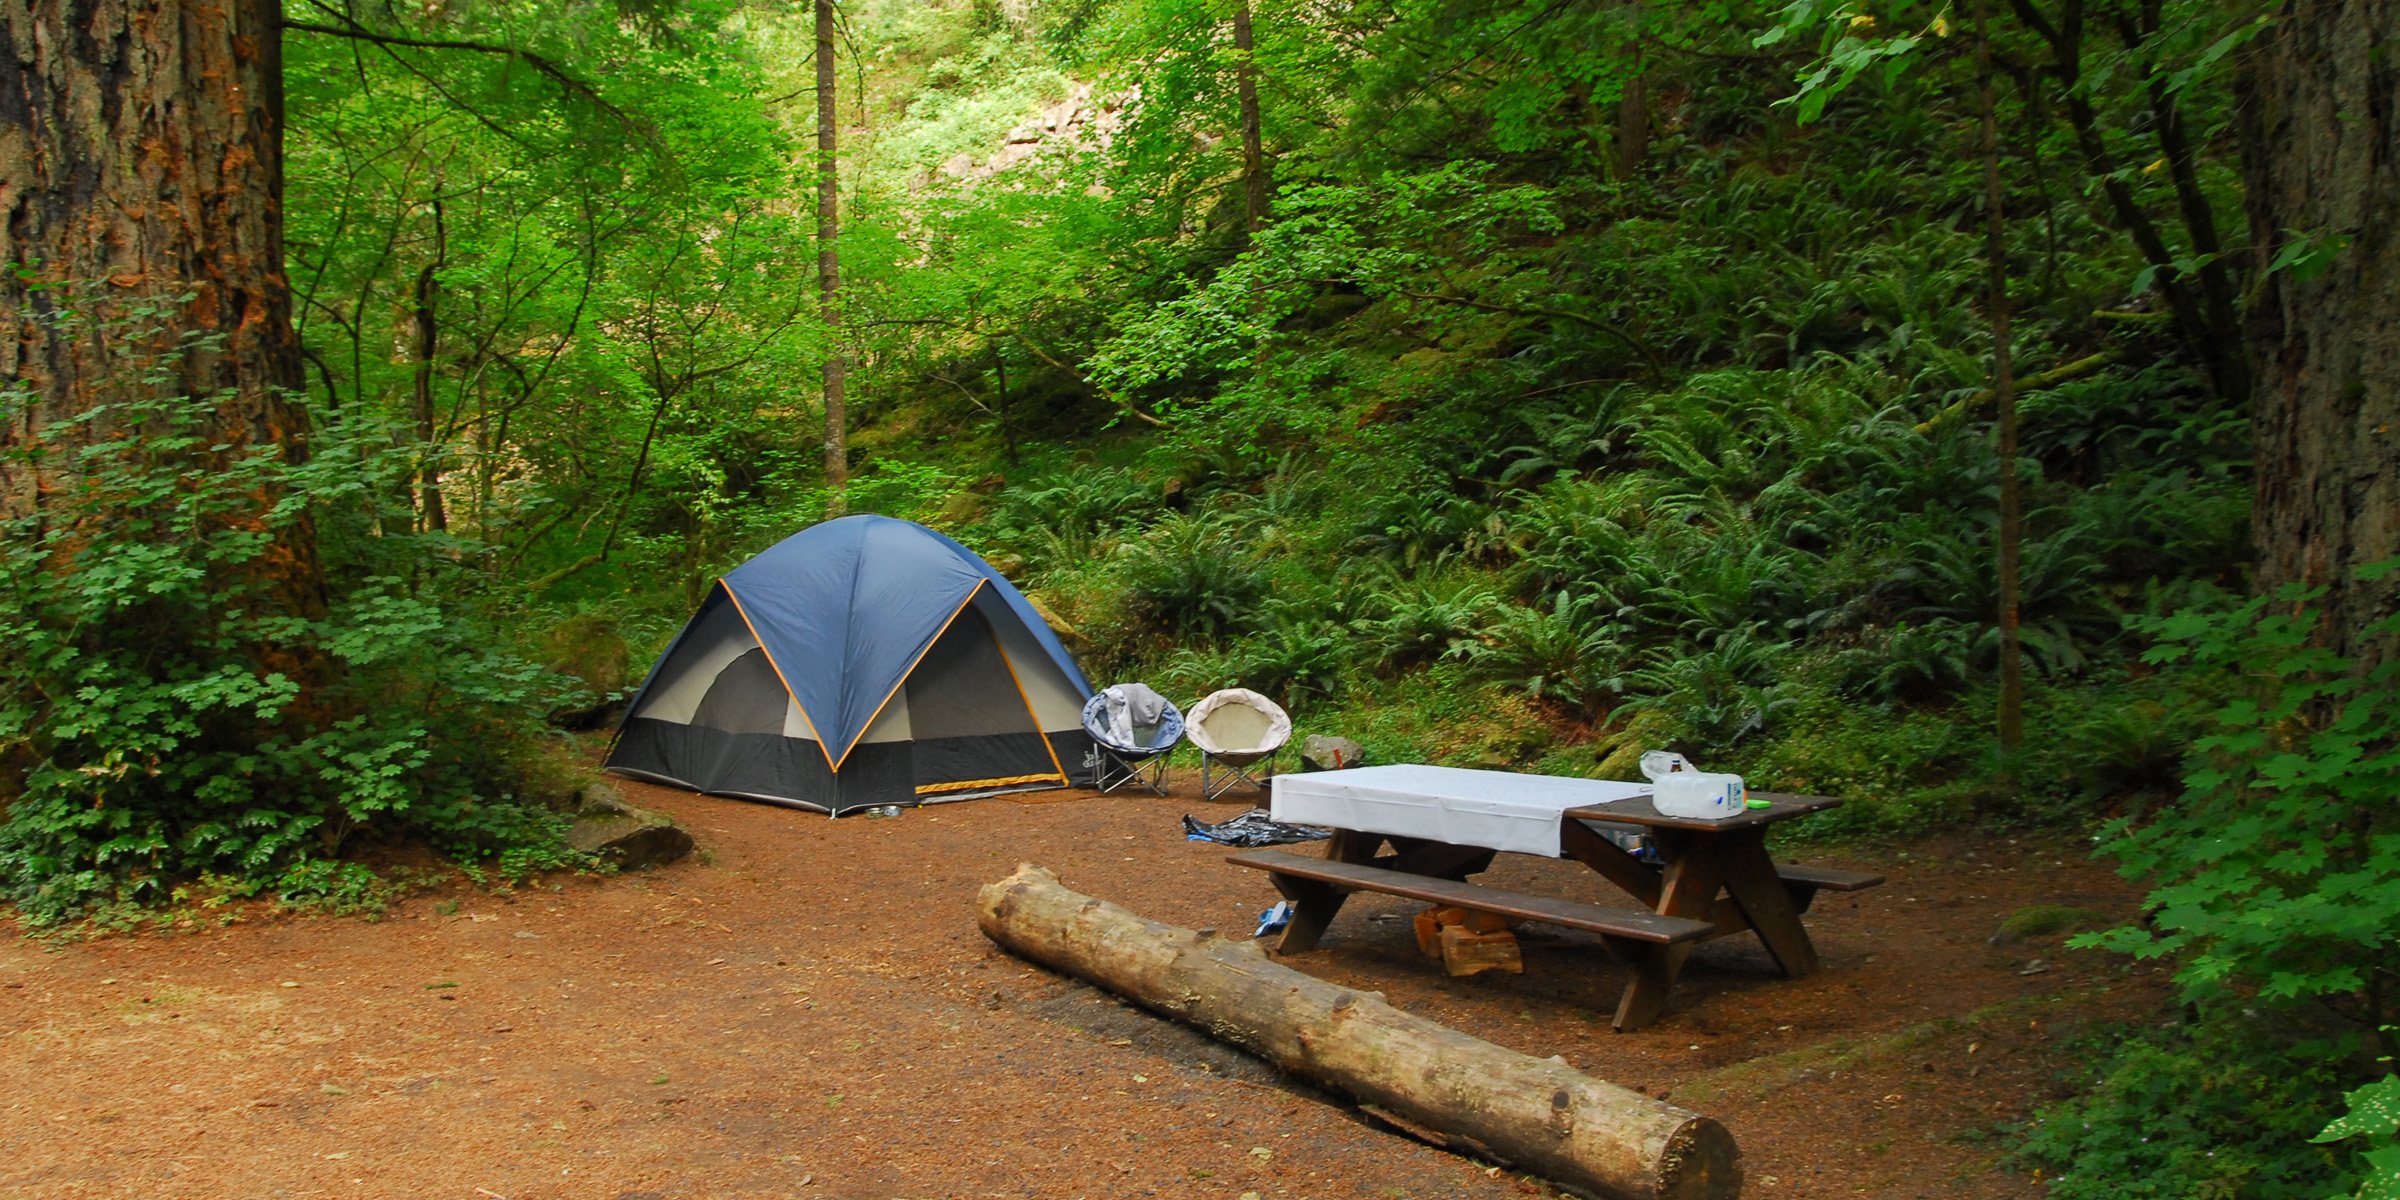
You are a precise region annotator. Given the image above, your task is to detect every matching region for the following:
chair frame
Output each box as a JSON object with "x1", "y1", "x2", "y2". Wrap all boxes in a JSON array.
[
  {"x1": 1199, "y1": 747, "x2": 1276, "y2": 802},
  {"x1": 1081, "y1": 688, "x2": 1183, "y2": 798},
  {"x1": 1093, "y1": 745, "x2": 1172, "y2": 796}
]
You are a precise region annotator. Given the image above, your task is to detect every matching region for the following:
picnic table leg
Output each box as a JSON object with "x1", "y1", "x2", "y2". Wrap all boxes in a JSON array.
[
  {"x1": 1715, "y1": 828, "x2": 1822, "y2": 979},
  {"x1": 1613, "y1": 830, "x2": 1721, "y2": 1032},
  {"x1": 1270, "y1": 875, "x2": 1343, "y2": 953},
  {"x1": 1559, "y1": 818, "x2": 1663, "y2": 906},
  {"x1": 1275, "y1": 829, "x2": 1381, "y2": 954}
]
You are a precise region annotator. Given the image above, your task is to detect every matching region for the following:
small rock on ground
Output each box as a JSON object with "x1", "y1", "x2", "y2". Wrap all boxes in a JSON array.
[{"x1": 567, "y1": 782, "x2": 694, "y2": 868}]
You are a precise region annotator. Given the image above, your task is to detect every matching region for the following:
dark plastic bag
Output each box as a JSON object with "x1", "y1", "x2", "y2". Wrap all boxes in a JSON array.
[{"x1": 1182, "y1": 809, "x2": 1331, "y2": 848}]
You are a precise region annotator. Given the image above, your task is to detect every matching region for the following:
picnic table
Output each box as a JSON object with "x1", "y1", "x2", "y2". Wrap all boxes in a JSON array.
[{"x1": 1226, "y1": 764, "x2": 1882, "y2": 1031}]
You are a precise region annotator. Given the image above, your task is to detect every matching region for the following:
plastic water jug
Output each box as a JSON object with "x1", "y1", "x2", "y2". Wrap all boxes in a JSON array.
[{"x1": 1639, "y1": 750, "x2": 1747, "y2": 820}]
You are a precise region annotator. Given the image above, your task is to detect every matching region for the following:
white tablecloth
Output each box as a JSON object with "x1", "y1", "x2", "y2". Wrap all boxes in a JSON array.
[{"x1": 1270, "y1": 764, "x2": 1653, "y2": 858}]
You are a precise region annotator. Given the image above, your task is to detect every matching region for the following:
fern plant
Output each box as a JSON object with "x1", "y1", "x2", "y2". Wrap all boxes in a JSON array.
[{"x1": 1457, "y1": 593, "x2": 1627, "y2": 713}]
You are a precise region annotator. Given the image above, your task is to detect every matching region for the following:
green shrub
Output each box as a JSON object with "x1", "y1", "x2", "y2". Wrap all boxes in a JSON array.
[
  {"x1": 1832, "y1": 619, "x2": 1976, "y2": 703},
  {"x1": 2013, "y1": 577, "x2": 2400, "y2": 1199},
  {"x1": 0, "y1": 385, "x2": 587, "y2": 926},
  {"x1": 2015, "y1": 1017, "x2": 2361, "y2": 1200},
  {"x1": 1349, "y1": 486, "x2": 1502, "y2": 568},
  {"x1": 1170, "y1": 617, "x2": 1347, "y2": 708},
  {"x1": 2313, "y1": 1070, "x2": 2400, "y2": 1200},
  {"x1": 2084, "y1": 581, "x2": 2400, "y2": 1024},
  {"x1": 1300, "y1": 668, "x2": 1554, "y2": 770}
]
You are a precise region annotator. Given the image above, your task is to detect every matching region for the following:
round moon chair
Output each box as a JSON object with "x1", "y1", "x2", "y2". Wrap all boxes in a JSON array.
[
  {"x1": 1079, "y1": 688, "x2": 1185, "y2": 796},
  {"x1": 1185, "y1": 688, "x2": 1291, "y2": 802}
]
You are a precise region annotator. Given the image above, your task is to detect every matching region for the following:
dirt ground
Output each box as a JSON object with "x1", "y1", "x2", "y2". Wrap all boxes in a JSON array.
[{"x1": 0, "y1": 772, "x2": 2165, "y2": 1200}]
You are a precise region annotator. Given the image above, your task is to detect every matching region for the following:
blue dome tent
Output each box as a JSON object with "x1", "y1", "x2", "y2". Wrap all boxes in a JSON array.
[{"x1": 606, "y1": 515, "x2": 1097, "y2": 813}]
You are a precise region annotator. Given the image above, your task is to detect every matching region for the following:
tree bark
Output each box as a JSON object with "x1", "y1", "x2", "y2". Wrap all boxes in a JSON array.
[
  {"x1": 2241, "y1": 0, "x2": 2400, "y2": 673},
  {"x1": 411, "y1": 196, "x2": 447, "y2": 532},
  {"x1": 0, "y1": 0, "x2": 325, "y2": 620},
  {"x1": 815, "y1": 0, "x2": 846, "y2": 507},
  {"x1": 978, "y1": 864, "x2": 1743, "y2": 1200},
  {"x1": 1615, "y1": 73, "x2": 1650, "y2": 182},
  {"x1": 1231, "y1": 0, "x2": 1269, "y2": 238}
]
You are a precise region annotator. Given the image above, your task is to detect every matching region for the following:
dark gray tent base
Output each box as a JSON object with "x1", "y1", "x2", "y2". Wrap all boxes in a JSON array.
[{"x1": 609, "y1": 717, "x2": 1094, "y2": 816}]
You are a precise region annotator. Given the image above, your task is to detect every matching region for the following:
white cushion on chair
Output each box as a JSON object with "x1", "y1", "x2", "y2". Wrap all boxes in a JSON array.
[{"x1": 1185, "y1": 689, "x2": 1291, "y2": 757}]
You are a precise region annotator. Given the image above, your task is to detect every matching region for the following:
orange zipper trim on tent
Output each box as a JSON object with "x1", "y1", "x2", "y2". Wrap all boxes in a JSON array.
[
  {"x1": 987, "y1": 602, "x2": 1071, "y2": 786},
  {"x1": 914, "y1": 773, "x2": 1063, "y2": 796},
  {"x1": 830, "y1": 579, "x2": 987, "y2": 773},
  {"x1": 719, "y1": 579, "x2": 836, "y2": 773}
]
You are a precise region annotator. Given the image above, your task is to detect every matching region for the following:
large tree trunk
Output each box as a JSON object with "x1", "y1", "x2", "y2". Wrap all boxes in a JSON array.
[
  {"x1": 979, "y1": 864, "x2": 1743, "y2": 1200},
  {"x1": 2241, "y1": 0, "x2": 2400, "y2": 672},
  {"x1": 0, "y1": 0, "x2": 323, "y2": 617},
  {"x1": 815, "y1": 0, "x2": 846, "y2": 507}
]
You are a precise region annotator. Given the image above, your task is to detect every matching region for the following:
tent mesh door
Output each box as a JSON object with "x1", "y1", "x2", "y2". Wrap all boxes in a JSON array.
[{"x1": 904, "y1": 606, "x2": 1062, "y2": 793}]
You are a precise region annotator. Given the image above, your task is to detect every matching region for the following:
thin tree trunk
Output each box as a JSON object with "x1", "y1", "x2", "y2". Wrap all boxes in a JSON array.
[
  {"x1": 1615, "y1": 73, "x2": 1650, "y2": 182},
  {"x1": 411, "y1": 197, "x2": 449, "y2": 532},
  {"x1": 1231, "y1": 0, "x2": 1269, "y2": 238},
  {"x1": 2241, "y1": 0, "x2": 2400, "y2": 674},
  {"x1": 599, "y1": 388, "x2": 673, "y2": 560},
  {"x1": 0, "y1": 0, "x2": 327, "y2": 628},
  {"x1": 993, "y1": 343, "x2": 1016, "y2": 465},
  {"x1": 1976, "y1": 0, "x2": 2024, "y2": 751},
  {"x1": 2006, "y1": 0, "x2": 2247, "y2": 401},
  {"x1": 816, "y1": 0, "x2": 847, "y2": 510},
  {"x1": 2124, "y1": 0, "x2": 2247, "y2": 402}
]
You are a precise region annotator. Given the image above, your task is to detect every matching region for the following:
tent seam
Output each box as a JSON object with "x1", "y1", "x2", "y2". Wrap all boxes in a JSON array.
[
  {"x1": 923, "y1": 521, "x2": 1092, "y2": 699},
  {"x1": 721, "y1": 578, "x2": 837, "y2": 772},
  {"x1": 830, "y1": 578, "x2": 987, "y2": 772},
  {"x1": 841, "y1": 520, "x2": 869, "y2": 737},
  {"x1": 984, "y1": 595, "x2": 1072, "y2": 786}
]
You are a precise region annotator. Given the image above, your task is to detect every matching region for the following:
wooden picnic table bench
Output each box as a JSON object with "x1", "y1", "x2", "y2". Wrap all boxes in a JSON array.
[
  {"x1": 1232, "y1": 765, "x2": 1884, "y2": 1031},
  {"x1": 1228, "y1": 847, "x2": 1719, "y2": 946}
]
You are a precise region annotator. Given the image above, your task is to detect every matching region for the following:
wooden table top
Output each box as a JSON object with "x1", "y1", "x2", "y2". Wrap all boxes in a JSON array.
[{"x1": 1560, "y1": 790, "x2": 1843, "y2": 833}]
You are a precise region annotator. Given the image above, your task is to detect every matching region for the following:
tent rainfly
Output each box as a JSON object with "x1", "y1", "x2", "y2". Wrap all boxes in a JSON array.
[{"x1": 605, "y1": 515, "x2": 1097, "y2": 813}]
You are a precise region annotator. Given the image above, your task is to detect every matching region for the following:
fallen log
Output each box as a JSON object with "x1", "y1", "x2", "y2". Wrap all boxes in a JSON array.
[{"x1": 977, "y1": 864, "x2": 1741, "y2": 1200}]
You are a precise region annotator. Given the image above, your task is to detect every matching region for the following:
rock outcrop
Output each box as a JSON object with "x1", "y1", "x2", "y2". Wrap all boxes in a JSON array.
[
  {"x1": 936, "y1": 81, "x2": 1127, "y2": 184},
  {"x1": 566, "y1": 783, "x2": 694, "y2": 869}
]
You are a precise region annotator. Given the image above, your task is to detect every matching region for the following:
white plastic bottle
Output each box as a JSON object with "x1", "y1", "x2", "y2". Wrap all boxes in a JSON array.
[{"x1": 1640, "y1": 751, "x2": 1746, "y2": 820}]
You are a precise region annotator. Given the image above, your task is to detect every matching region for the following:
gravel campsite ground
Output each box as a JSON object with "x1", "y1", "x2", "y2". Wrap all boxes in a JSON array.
[{"x1": 0, "y1": 774, "x2": 2162, "y2": 1200}]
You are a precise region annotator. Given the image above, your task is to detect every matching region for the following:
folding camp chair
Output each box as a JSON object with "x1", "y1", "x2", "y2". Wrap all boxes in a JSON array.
[
  {"x1": 1186, "y1": 688, "x2": 1291, "y2": 802},
  {"x1": 1080, "y1": 687, "x2": 1184, "y2": 796}
]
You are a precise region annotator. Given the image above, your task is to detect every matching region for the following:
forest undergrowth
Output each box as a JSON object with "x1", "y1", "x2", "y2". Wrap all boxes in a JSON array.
[{"x1": 1, "y1": 0, "x2": 2393, "y2": 1194}]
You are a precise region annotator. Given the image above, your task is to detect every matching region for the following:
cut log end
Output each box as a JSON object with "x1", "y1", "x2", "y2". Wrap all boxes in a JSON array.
[
  {"x1": 1658, "y1": 1116, "x2": 1743, "y2": 1200},
  {"x1": 1439, "y1": 924, "x2": 1523, "y2": 976}
]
